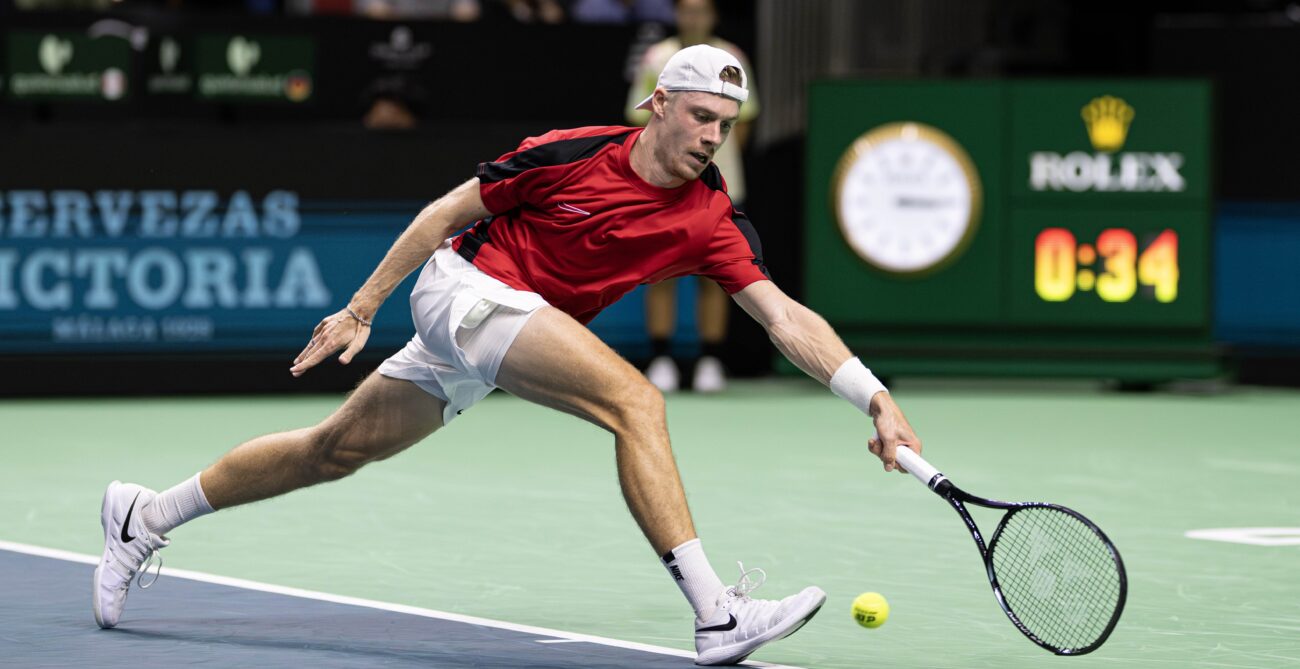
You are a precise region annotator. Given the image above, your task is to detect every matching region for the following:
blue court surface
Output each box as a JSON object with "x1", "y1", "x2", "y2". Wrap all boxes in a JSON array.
[{"x1": 1, "y1": 542, "x2": 798, "y2": 668}]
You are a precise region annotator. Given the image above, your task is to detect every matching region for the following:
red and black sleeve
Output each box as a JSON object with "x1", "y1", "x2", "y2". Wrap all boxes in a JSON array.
[
  {"x1": 694, "y1": 165, "x2": 770, "y2": 293},
  {"x1": 476, "y1": 130, "x2": 634, "y2": 214}
]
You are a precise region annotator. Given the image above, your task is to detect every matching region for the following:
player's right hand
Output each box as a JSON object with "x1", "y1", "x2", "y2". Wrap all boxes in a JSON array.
[
  {"x1": 867, "y1": 393, "x2": 921, "y2": 475},
  {"x1": 290, "y1": 308, "x2": 371, "y2": 377}
]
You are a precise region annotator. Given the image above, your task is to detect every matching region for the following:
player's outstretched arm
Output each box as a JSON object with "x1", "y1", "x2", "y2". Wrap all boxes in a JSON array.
[
  {"x1": 289, "y1": 178, "x2": 491, "y2": 376},
  {"x1": 732, "y1": 280, "x2": 921, "y2": 472}
]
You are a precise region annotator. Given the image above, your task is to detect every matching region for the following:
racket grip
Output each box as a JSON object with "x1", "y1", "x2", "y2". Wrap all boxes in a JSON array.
[{"x1": 894, "y1": 446, "x2": 943, "y2": 489}]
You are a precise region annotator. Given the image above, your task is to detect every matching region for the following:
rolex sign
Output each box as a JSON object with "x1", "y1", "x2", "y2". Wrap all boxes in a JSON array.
[{"x1": 1011, "y1": 81, "x2": 1210, "y2": 204}]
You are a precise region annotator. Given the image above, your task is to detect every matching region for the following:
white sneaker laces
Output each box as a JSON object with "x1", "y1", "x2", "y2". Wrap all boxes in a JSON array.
[
  {"x1": 137, "y1": 549, "x2": 163, "y2": 589},
  {"x1": 730, "y1": 562, "x2": 766, "y2": 599}
]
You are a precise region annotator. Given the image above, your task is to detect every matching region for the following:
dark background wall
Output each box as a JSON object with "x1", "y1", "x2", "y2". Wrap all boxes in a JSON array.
[{"x1": 3, "y1": 0, "x2": 1298, "y2": 393}]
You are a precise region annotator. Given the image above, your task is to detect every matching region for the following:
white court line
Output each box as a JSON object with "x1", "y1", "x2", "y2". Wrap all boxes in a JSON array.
[
  {"x1": 1184, "y1": 527, "x2": 1300, "y2": 546},
  {"x1": 0, "y1": 540, "x2": 802, "y2": 669}
]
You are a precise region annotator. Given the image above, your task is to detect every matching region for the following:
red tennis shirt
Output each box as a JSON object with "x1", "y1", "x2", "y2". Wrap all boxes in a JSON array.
[{"x1": 451, "y1": 125, "x2": 769, "y2": 324}]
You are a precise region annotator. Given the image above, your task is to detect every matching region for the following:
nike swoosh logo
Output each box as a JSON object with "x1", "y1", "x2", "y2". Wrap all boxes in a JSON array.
[
  {"x1": 557, "y1": 203, "x2": 591, "y2": 216},
  {"x1": 120, "y1": 492, "x2": 141, "y2": 543},
  {"x1": 697, "y1": 614, "x2": 737, "y2": 632}
]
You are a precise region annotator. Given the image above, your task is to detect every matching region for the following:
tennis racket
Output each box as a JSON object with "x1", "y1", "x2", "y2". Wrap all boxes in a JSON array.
[{"x1": 893, "y1": 446, "x2": 1127, "y2": 655}]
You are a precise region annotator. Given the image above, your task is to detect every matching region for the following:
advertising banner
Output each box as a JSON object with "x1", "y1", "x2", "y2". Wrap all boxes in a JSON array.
[
  {"x1": 6, "y1": 31, "x2": 131, "y2": 102},
  {"x1": 0, "y1": 191, "x2": 420, "y2": 354},
  {"x1": 1010, "y1": 82, "x2": 1211, "y2": 205},
  {"x1": 195, "y1": 34, "x2": 314, "y2": 103},
  {"x1": 145, "y1": 35, "x2": 194, "y2": 97}
]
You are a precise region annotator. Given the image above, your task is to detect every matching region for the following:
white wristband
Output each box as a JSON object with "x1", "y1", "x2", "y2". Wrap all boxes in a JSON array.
[{"x1": 829, "y1": 357, "x2": 887, "y2": 416}]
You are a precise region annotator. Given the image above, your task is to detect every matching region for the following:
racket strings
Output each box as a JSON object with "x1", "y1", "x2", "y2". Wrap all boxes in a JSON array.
[{"x1": 990, "y1": 507, "x2": 1122, "y2": 652}]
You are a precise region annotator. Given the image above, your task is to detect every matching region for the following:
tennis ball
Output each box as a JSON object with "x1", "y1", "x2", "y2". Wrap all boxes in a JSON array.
[{"x1": 851, "y1": 592, "x2": 889, "y2": 629}]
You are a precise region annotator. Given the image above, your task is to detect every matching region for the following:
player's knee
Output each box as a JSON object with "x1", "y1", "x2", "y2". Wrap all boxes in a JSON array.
[
  {"x1": 307, "y1": 425, "x2": 371, "y2": 482},
  {"x1": 608, "y1": 378, "x2": 666, "y2": 434}
]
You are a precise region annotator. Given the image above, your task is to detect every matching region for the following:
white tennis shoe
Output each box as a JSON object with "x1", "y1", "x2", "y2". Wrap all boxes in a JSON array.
[
  {"x1": 94, "y1": 481, "x2": 169, "y2": 629},
  {"x1": 647, "y1": 355, "x2": 681, "y2": 392},
  {"x1": 694, "y1": 564, "x2": 826, "y2": 666},
  {"x1": 692, "y1": 355, "x2": 727, "y2": 393}
]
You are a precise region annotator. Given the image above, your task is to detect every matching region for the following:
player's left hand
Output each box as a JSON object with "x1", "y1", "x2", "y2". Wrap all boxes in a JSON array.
[
  {"x1": 290, "y1": 307, "x2": 371, "y2": 377},
  {"x1": 866, "y1": 393, "x2": 921, "y2": 475}
]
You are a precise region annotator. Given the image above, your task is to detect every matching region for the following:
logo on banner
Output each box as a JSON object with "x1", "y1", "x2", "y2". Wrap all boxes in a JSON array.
[
  {"x1": 160, "y1": 38, "x2": 181, "y2": 74},
  {"x1": 147, "y1": 37, "x2": 193, "y2": 95},
  {"x1": 1081, "y1": 95, "x2": 1134, "y2": 152},
  {"x1": 368, "y1": 26, "x2": 433, "y2": 69},
  {"x1": 10, "y1": 32, "x2": 128, "y2": 101},
  {"x1": 226, "y1": 36, "x2": 261, "y2": 77},
  {"x1": 197, "y1": 35, "x2": 312, "y2": 103},
  {"x1": 1029, "y1": 94, "x2": 1185, "y2": 193},
  {"x1": 39, "y1": 35, "x2": 74, "y2": 75}
]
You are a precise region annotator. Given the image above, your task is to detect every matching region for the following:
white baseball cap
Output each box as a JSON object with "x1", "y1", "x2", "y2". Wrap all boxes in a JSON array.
[{"x1": 634, "y1": 44, "x2": 749, "y2": 110}]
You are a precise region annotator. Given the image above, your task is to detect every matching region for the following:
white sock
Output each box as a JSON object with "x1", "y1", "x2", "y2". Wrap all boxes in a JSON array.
[
  {"x1": 662, "y1": 538, "x2": 726, "y2": 619},
  {"x1": 142, "y1": 473, "x2": 215, "y2": 536}
]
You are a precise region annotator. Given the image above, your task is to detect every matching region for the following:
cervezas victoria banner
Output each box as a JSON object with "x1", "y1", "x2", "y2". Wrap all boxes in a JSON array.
[{"x1": 0, "y1": 189, "x2": 421, "y2": 354}]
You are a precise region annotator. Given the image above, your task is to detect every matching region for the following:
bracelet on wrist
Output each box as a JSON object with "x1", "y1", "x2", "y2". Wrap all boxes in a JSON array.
[{"x1": 345, "y1": 306, "x2": 372, "y2": 327}]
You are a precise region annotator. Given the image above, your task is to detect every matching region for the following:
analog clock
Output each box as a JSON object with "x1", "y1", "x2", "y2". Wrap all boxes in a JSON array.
[{"x1": 831, "y1": 122, "x2": 983, "y2": 275}]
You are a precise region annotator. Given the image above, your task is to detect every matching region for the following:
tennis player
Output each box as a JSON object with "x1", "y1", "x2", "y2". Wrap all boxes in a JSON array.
[{"x1": 93, "y1": 45, "x2": 922, "y2": 666}]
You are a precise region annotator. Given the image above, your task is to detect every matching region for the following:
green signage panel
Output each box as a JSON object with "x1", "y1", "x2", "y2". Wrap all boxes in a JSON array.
[
  {"x1": 146, "y1": 35, "x2": 194, "y2": 96},
  {"x1": 6, "y1": 31, "x2": 131, "y2": 101},
  {"x1": 805, "y1": 79, "x2": 1214, "y2": 380},
  {"x1": 806, "y1": 81, "x2": 1006, "y2": 327},
  {"x1": 1009, "y1": 81, "x2": 1212, "y2": 206},
  {"x1": 195, "y1": 35, "x2": 314, "y2": 103}
]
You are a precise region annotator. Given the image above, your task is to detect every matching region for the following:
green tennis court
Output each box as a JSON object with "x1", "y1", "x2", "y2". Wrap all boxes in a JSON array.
[{"x1": 3, "y1": 378, "x2": 1298, "y2": 668}]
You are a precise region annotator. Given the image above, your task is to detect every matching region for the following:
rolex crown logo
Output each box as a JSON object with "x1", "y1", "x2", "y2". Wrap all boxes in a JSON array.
[{"x1": 1080, "y1": 95, "x2": 1134, "y2": 153}]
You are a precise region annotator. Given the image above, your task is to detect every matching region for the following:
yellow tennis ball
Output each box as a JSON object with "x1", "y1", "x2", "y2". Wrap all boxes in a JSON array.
[{"x1": 851, "y1": 592, "x2": 889, "y2": 629}]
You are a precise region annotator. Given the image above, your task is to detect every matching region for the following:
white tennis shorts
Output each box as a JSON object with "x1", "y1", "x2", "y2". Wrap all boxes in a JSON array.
[{"x1": 378, "y1": 241, "x2": 548, "y2": 425}]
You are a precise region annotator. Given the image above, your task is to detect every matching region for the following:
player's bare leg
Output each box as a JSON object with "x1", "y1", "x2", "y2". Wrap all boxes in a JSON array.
[
  {"x1": 645, "y1": 279, "x2": 681, "y2": 391},
  {"x1": 200, "y1": 372, "x2": 445, "y2": 509},
  {"x1": 647, "y1": 279, "x2": 678, "y2": 343},
  {"x1": 497, "y1": 306, "x2": 694, "y2": 554},
  {"x1": 94, "y1": 372, "x2": 444, "y2": 628},
  {"x1": 693, "y1": 279, "x2": 729, "y2": 392},
  {"x1": 496, "y1": 306, "x2": 824, "y2": 665},
  {"x1": 696, "y1": 279, "x2": 728, "y2": 343}
]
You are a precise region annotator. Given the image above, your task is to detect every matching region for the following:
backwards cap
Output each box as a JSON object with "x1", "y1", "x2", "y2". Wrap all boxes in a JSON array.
[{"x1": 634, "y1": 44, "x2": 748, "y2": 110}]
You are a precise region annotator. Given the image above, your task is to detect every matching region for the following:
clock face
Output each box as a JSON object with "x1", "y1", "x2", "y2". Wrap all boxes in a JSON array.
[{"x1": 832, "y1": 122, "x2": 982, "y2": 275}]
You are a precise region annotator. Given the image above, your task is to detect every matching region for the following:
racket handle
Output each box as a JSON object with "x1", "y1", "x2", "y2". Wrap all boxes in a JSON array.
[{"x1": 894, "y1": 446, "x2": 944, "y2": 490}]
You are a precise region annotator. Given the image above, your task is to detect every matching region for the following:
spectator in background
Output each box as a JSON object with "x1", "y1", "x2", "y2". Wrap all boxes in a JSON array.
[
  {"x1": 354, "y1": 0, "x2": 480, "y2": 21},
  {"x1": 625, "y1": 0, "x2": 757, "y2": 392},
  {"x1": 361, "y1": 75, "x2": 427, "y2": 130},
  {"x1": 504, "y1": 0, "x2": 563, "y2": 23},
  {"x1": 570, "y1": 0, "x2": 673, "y2": 24},
  {"x1": 14, "y1": 0, "x2": 113, "y2": 8}
]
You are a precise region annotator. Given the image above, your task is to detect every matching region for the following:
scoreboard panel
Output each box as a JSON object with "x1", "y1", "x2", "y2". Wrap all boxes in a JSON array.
[
  {"x1": 805, "y1": 80, "x2": 1215, "y2": 380},
  {"x1": 1009, "y1": 207, "x2": 1210, "y2": 328}
]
